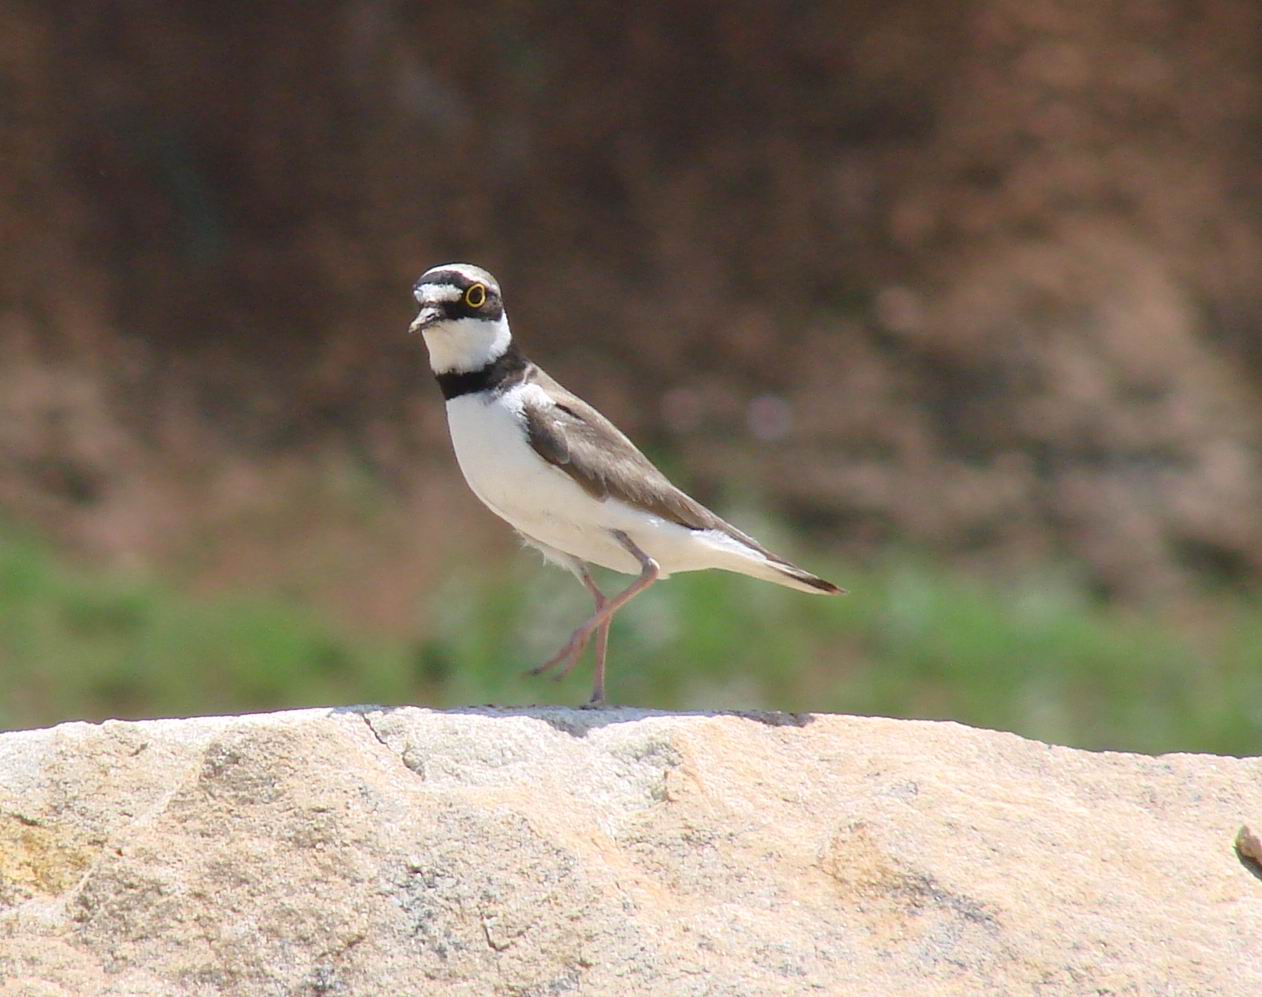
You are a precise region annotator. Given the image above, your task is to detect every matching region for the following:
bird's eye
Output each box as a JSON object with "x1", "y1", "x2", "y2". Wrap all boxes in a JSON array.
[{"x1": 464, "y1": 283, "x2": 487, "y2": 309}]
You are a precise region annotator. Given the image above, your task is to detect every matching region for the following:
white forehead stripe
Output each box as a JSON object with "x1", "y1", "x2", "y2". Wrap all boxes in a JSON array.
[{"x1": 413, "y1": 283, "x2": 464, "y2": 305}]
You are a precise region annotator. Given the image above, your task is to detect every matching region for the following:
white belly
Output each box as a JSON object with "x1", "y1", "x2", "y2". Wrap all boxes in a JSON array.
[{"x1": 444, "y1": 388, "x2": 750, "y2": 578}]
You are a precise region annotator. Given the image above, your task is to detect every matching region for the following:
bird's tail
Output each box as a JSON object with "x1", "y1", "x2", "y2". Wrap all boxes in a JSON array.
[
  {"x1": 741, "y1": 558, "x2": 846, "y2": 595},
  {"x1": 712, "y1": 547, "x2": 845, "y2": 595},
  {"x1": 690, "y1": 524, "x2": 845, "y2": 595}
]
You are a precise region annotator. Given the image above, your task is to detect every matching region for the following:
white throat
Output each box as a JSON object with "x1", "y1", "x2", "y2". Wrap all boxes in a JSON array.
[{"x1": 422, "y1": 315, "x2": 513, "y2": 374}]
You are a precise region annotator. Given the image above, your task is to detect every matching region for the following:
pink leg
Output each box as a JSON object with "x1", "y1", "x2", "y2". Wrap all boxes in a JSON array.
[
  {"x1": 579, "y1": 569, "x2": 613, "y2": 706},
  {"x1": 580, "y1": 572, "x2": 615, "y2": 706},
  {"x1": 529, "y1": 531, "x2": 659, "y2": 703}
]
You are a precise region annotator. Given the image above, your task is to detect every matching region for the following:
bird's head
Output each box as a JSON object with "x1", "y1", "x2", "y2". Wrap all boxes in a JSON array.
[{"x1": 410, "y1": 263, "x2": 510, "y2": 373}]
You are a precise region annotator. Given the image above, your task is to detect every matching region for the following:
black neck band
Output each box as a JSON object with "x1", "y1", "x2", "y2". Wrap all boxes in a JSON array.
[{"x1": 434, "y1": 344, "x2": 529, "y2": 400}]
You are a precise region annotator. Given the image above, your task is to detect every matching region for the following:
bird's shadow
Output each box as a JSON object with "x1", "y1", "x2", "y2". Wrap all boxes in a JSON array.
[{"x1": 333, "y1": 703, "x2": 815, "y2": 738}]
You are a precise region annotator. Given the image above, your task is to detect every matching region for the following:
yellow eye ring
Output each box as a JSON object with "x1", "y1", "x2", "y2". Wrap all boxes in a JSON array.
[{"x1": 464, "y1": 283, "x2": 487, "y2": 308}]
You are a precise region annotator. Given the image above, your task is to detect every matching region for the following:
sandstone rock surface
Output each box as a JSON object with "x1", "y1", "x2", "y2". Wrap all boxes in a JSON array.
[{"x1": 0, "y1": 707, "x2": 1258, "y2": 995}]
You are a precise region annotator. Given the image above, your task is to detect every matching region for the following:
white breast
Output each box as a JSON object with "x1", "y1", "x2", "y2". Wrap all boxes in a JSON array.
[
  {"x1": 444, "y1": 386, "x2": 638, "y2": 573},
  {"x1": 444, "y1": 384, "x2": 775, "y2": 580}
]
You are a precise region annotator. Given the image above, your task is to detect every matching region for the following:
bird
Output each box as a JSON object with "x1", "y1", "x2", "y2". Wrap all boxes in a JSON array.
[{"x1": 410, "y1": 262, "x2": 844, "y2": 705}]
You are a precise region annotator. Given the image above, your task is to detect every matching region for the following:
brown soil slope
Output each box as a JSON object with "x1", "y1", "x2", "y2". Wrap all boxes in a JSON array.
[{"x1": 3, "y1": 1, "x2": 1262, "y2": 597}]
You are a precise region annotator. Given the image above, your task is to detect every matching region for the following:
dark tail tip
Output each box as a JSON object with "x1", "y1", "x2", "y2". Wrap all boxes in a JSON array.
[
  {"x1": 768, "y1": 555, "x2": 847, "y2": 595},
  {"x1": 792, "y1": 570, "x2": 846, "y2": 595}
]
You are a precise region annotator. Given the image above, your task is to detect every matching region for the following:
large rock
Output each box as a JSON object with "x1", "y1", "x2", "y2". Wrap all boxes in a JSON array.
[{"x1": 0, "y1": 707, "x2": 1258, "y2": 994}]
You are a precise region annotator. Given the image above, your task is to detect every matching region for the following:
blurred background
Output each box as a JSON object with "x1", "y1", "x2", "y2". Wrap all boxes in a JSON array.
[{"x1": 2, "y1": 0, "x2": 1261, "y2": 752}]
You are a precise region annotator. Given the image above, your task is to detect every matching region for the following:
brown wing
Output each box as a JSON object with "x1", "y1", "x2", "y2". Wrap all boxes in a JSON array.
[{"x1": 520, "y1": 368, "x2": 782, "y2": 561}]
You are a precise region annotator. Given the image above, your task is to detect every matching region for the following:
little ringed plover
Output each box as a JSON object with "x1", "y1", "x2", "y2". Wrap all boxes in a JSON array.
[{"x1": 410, "y1": 262, "x2": 843, "y2": 705}]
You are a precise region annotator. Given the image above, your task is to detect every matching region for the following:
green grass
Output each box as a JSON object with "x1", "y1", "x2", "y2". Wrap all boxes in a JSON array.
[{"x1": 1, "y1": 527, "x2": 1258, "y2": 755}]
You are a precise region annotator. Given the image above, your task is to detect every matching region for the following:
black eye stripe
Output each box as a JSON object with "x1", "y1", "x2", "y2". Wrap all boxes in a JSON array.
[{"x1": 436, "y1": 297, "x2": 504, "y2": 321}]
